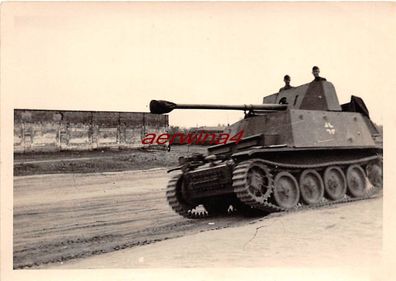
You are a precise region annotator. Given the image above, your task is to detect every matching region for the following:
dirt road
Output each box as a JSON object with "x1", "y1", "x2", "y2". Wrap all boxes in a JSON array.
[
  {"x1": 14, "y1": 168, "x2": 255, "y2": 269},
  {"x1": 14, "y1": 169, "x2": 382, "y2": 269},
  {"x1": 50, "y1": 197, "x2": 383, "y2": 268},
  {"x1": 14, "y1": 145, "x2": 207, "y2": 176}
]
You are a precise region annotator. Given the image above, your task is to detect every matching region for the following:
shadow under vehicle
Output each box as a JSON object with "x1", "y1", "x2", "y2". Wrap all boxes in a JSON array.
[{"x1": 149, "y1": 80, "x2": 383, "y2": 218}]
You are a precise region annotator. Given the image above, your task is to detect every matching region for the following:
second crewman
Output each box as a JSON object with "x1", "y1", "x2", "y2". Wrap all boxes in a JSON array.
[
  {"x1": 312, "y1": 66, "x2": 327, "y2": 81},
  {"x1": 279, "y1": 75, "x2": 293, "y2": 92}
]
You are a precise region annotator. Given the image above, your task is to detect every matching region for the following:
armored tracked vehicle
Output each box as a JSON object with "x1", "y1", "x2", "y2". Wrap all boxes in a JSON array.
[{"x1": 150, "y1": 80, "x2": 383, "y2": 218}]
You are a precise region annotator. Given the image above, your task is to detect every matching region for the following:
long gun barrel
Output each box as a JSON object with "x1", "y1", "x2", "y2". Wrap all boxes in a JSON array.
[{"x1": 150, "y1": 100, "x2": 287, "y2": 114}]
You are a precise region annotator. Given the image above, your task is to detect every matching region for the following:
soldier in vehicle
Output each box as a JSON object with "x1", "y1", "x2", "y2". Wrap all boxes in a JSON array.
[
  {"x1": 279, "y1": 75, "x2": 293, "y2": 92},
  {"x1": 278, "y1": 97, "x2": 288, "y2": 104},
  {"x1": 312, "y1": 66, "x2": 327, "y2": 81}
]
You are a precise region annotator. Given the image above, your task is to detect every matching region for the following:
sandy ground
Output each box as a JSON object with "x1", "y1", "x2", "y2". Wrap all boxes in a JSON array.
[
  {"x1": 14, "y1": 168, "x2": 382, "y2": 269},
  {"x1": 47, "y1": 197, "x2": 382, "y2": 268},
  {"x1": 14, "y1": 168, "x2": 254, "y2": 269},
  {"x1": 14, "y1": 145, "x2": 207, "y2": 176}
]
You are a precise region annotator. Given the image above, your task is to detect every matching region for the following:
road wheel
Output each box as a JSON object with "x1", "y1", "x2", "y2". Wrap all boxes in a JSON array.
[
  {"x1": 324, "y1": 166, "x2": 347, "y2": 200},
  {"x1": 232, "y1": 159, "x2": 276, "y2": 215},
  {"x1": 273, "y1": 172, "x2": 300, "y2": 209},
  {"x1": 233, "y1": 160, "x2": 273, "y2": 205},
  {"x1": 346, "y1": 165, "x2": 367, "y2": 198},
  {"x1": 366, "y1": 162, "x2": 382, "y2": 188},
  {"x1": 299, "y1": 169, "x2": 324, "y2": 205}
]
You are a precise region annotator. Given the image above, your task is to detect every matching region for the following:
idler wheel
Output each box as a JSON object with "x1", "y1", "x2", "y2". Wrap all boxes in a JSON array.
[
  {"x1": 366, "y1": 162, "x2": 383, "y2": 188},
  {"x1": 299, "y1": 169, "x2": 324, "y2": 205},
  {"x1": 324, "y1": 166, "x2": 347, "y2": 200},
  {"x1": 346, "y1": 165, "x2": 367, "y2": 198},
  {"x1": 273, "y1": 172, "x2": 300, "y2": 209},
  {"x1": 166, "y1": 174, "x2": 205, "y2": 218}
]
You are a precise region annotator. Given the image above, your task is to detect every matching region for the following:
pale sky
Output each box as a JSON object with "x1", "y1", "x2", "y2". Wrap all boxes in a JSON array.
[{"x1": 2, "y1": 2, "x2": 395, "y2": 127}]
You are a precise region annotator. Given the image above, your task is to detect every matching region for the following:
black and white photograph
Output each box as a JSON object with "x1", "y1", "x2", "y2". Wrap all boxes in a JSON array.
[{"x1": 1, "y1": 2, "x2": 395, "y2": 281}]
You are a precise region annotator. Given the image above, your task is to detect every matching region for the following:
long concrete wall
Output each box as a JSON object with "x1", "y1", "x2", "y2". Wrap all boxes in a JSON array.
[{"x1": 14, "y1": 110, "x2": 168, "y2": 153}]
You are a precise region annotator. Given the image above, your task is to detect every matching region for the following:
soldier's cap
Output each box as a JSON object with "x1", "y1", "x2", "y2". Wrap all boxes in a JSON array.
[
  {"x1": 284, "y1": 75, "x2": 290, "y2": 79},
  {"x1": 312, "y1": 66, "x2": 320, "y2": 71}
]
